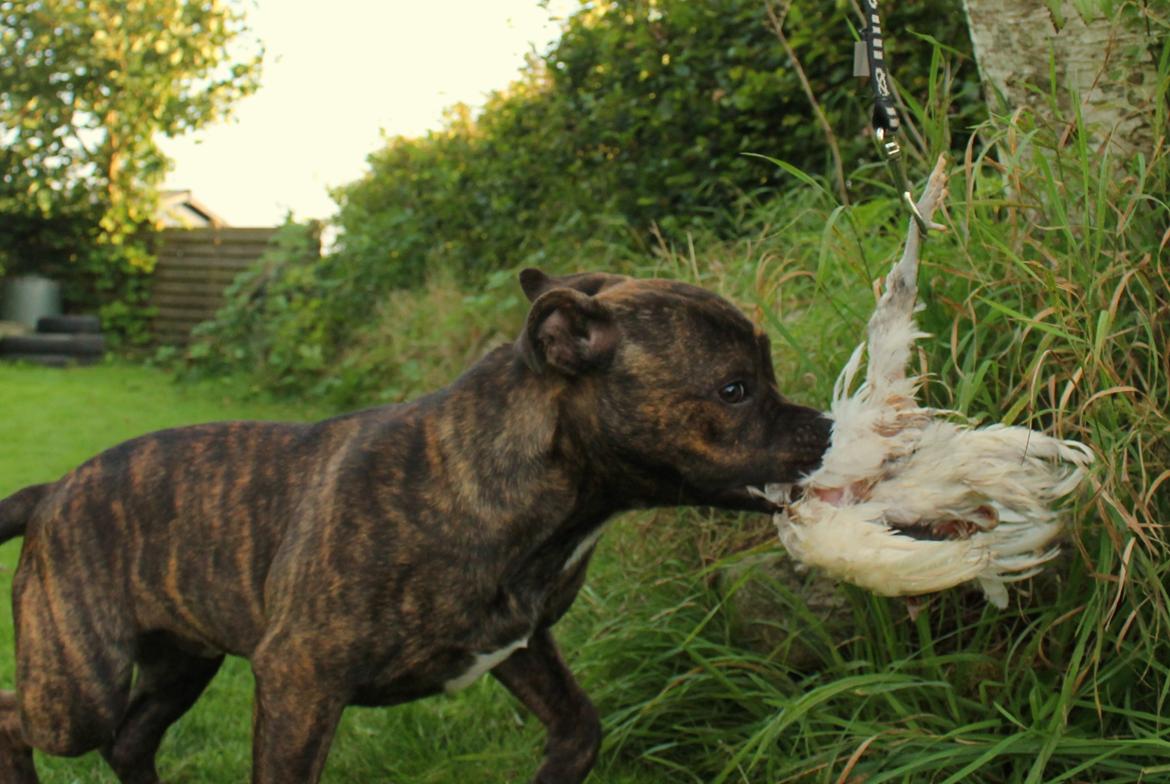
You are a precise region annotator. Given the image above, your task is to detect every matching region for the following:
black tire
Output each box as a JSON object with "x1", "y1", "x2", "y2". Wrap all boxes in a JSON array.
[
  {"x1": 0, "y1": 333, "x2": 106, "y2": 357},
  {"x1": 36, "y1": 314, "x2": 102, "y2": 334},
  {"x1": 0, "y1": 352, "x2": 100, "y2": 367}
]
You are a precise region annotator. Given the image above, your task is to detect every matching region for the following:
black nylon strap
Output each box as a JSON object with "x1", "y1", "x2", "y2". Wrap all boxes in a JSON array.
[
  {"x1": 853, "y1": 0, "x2": 931, "y2": 232},
  {"x1": 862, "y1": 0, "x2": 900, "y2": 136}
]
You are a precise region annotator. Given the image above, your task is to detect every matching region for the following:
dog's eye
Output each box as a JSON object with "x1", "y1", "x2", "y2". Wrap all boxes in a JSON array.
[{"x1": 718, "y1": 381, "x2": 748, "y2": 404}]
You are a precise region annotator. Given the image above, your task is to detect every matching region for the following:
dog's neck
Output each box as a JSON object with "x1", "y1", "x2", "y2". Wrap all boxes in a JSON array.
[
  {"x1": 419, "y1": 345, "x2": 624, "y2": 583},
  {"x1": 433, "y1": 345, "x2": 624, "y2": 504}
]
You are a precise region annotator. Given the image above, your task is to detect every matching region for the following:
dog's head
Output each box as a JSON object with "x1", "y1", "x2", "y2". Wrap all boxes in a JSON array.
[{"x1": 516, "y1": 268, "x2": 830, "y2": 512}]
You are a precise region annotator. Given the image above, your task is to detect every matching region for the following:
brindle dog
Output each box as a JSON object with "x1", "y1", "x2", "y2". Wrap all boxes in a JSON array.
[{"x1": 0, "y1": 269, "x2": 829, "y2": 783}]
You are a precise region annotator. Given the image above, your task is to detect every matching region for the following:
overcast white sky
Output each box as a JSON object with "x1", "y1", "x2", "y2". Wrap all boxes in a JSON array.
[{"x1": 159, "y1": 1, "x2": 573, "y2": 227}]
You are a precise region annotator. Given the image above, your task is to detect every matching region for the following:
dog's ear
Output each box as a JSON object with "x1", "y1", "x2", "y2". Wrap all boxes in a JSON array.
[
  {"x1": 518, "y1": 287, "x2": 619, "y2": 376},
  {"x1": 519, "y1": 268, "x2": 552, "y2": 302},
  {"x1": 519, "y1": 268, "x2": 629, "y2": 303}
]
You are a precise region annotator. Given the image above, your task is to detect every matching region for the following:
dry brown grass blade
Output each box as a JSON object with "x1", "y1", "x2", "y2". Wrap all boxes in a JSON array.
[{"x1": 834, "y1": 733, "x2": 884, "y2": 784}]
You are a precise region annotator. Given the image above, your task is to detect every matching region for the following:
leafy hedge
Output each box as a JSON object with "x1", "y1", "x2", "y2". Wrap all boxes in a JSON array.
[
  {"x1": 333, "y1": 0, "x2": 981, "y2": 283},
  {"x1": 189, "y1": 0, "x2": 982, "y2": 398}
]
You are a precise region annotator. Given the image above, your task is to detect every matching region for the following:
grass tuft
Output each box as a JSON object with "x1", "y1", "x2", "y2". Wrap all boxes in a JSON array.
[{"x1": 584, "y1": 36, "x2": 1170, "y2": 781}]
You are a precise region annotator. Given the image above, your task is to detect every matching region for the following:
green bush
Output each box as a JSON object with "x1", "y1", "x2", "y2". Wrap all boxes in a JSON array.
[
  {"x1": 0, "y1": 192, "x2": 157, "y2": 344},
  {"x1": 183, "y1": 220, "x2": 326, "y2": 390},
  {"x1": 332, "y1": 0, "x2": 982, "y2": 279},
  {"x1": 189, "y1": 0, "x2": 981, "y2": 398}
]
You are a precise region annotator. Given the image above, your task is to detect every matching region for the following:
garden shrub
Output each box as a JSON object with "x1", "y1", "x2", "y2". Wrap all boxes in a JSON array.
[
  {"x1": 184, "y1": 220, "x2": 326, "y2": 389},
  {"x1": 333, "y1": 0, "x2": 982, "y2": 279},
  {"x1": 189, "y1": 0, "x2": 981, "y2": 399},
  {"x1": 0, "y1": 193, "x2": 157, "y2": 345}
]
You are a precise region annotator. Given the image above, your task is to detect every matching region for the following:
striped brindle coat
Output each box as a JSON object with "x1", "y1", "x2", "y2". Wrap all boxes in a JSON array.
[{"x1": 0, "y1": 269, "x2": 829, "y2": 784}]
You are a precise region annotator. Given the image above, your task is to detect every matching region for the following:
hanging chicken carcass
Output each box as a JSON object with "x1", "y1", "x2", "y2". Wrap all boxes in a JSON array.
[{"x1": 757, "y1": 157, "x2": 1093, "y2": 608}]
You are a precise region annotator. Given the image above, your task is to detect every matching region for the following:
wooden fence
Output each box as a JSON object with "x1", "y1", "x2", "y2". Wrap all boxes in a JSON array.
[{"x1": 150, "y1": 227, "x2": 280, "y2": 345}]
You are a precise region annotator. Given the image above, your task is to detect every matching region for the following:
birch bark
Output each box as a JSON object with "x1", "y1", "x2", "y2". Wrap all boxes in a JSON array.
[{"x1": 961, "y1": 0, "x2": 1162, "y2": 156}]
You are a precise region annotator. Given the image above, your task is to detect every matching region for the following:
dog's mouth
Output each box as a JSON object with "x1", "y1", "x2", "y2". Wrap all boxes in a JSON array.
[{"x1": 695, "y1": 484, "x2": 793, "y2": 513}]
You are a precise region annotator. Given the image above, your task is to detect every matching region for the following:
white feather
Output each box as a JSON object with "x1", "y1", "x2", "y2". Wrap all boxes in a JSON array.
[{"x1": 766, "y1": 157, "x2": 1093, "y2": 608}]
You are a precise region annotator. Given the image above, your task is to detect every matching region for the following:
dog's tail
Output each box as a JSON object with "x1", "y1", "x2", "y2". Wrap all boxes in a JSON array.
[{"x1": 0, "y1": 484, "x2": 50, "y2": 544}]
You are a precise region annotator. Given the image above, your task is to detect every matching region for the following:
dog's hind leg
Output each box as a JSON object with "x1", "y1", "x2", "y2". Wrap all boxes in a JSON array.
[
  {"x1": 0, "y1": 691, "x2": 38, "y2": 783},
  {"x1": 491, "y1": 628, "x2": 601, "y2": 784},
  {"x1": 101, "y1": 635, "x2": 224, "y2": 784},
  {"x1": 13, "y1": 548, "x2": 134, "y2": 760}
]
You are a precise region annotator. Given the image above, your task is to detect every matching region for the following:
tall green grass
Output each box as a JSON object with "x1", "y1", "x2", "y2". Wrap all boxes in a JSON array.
[{"x1": 570, "y1": 39, "x2": 1170, "y2": 782}]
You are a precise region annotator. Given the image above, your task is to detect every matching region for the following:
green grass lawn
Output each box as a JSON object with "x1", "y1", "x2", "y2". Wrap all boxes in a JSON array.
[{"x1": 0, "y1": 362, "x2": 672, "y2": 783}]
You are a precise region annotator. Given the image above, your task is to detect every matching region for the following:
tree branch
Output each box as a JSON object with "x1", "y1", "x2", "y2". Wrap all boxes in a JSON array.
[{"x1": 764, "y1": 0, "x2": 850, "y2": 206}]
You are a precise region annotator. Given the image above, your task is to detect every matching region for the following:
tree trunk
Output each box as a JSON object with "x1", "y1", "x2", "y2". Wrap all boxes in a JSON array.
[{"x1": 962, "y1": 0, "x2": 1162, "y2": 157}]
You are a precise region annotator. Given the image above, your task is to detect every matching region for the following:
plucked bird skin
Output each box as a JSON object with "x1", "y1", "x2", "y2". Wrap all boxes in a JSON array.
[{"x1": 764, "y1": 157, "x2": 1094, "y2": 608}]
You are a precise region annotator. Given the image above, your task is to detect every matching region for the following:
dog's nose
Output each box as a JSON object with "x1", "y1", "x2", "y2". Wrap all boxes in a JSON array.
[
  {"x1": 810, "y1": 414, "x2": 833, "y2": 447},
  {"x1": 792, "y1": 413, "x2": 833, "y2": 462},
  {"x1": 783, "y1": 406, "x2": 830, "y2": 440}
]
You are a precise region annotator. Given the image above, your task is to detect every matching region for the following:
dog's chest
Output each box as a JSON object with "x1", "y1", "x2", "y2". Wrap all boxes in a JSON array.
[
  {"x1": 347, "y1": 518, "x2": 608, "y2": 706},
  {"x1": 442, "y1": 636, "x2": 530, "y2": 693},
  {"x1": 436, "y1": 528, "x2": 605, "y2": 692},
  {"x1": 561, "y1": 528, "x2": 603, "y2": 574}
]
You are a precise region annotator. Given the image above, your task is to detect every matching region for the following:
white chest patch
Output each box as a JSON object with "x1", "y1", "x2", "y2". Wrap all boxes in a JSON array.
[
  {"x1": 562, "y1": 528, "x2": 604, "y2": 574},
  {"x1": 443, "y1": 637, "x2": 529, "y2": 694}
]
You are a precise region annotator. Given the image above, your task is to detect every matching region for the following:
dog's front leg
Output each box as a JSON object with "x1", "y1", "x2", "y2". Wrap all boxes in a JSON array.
[
  {"x1": 492, "y1": 628, "x2": 602, "y2": 784},
  {"x1": 249, "y1": 649, "x2": 346, "y2": 784}
]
